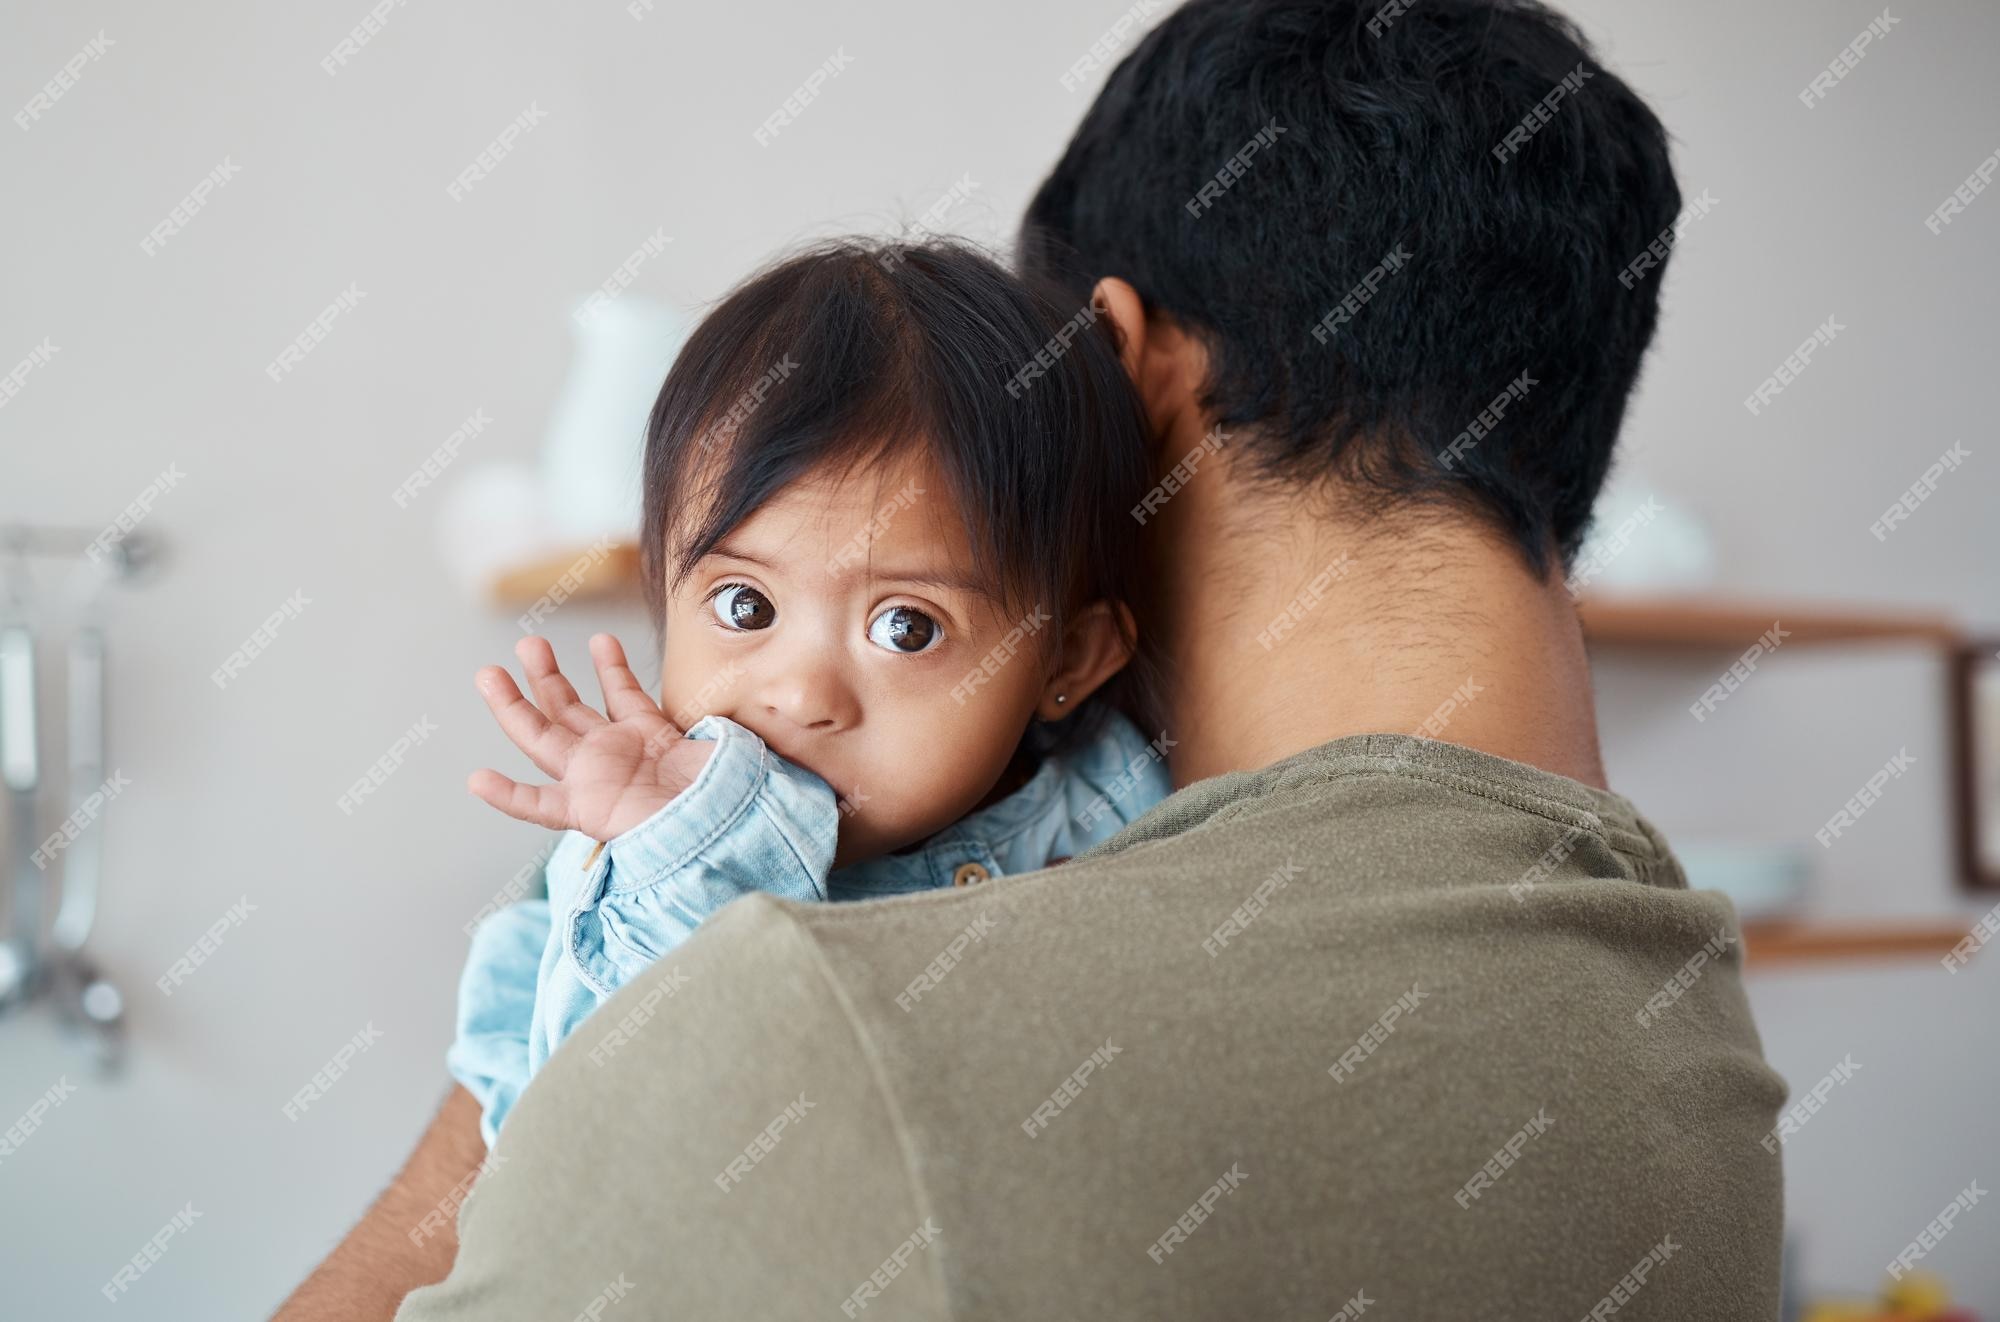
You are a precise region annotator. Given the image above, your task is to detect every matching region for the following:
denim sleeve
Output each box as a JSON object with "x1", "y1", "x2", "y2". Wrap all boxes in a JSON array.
[
  {"x1": 544, "y1": 715, "x2": 839, "y2": 1040},
  {"x1": 446, "y1": 896, "x2": 553, "y2": 1149}
]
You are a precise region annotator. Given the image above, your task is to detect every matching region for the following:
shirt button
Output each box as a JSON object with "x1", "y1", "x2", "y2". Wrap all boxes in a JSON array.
[{"x1": 952, "y1": 862, "x2": 990, "y2": 887}]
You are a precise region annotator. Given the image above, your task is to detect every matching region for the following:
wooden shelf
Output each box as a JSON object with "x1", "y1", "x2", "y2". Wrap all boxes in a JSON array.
[
  {"x1": 490, "y1": 540, "x2": 643, "y2": 610},
  {"x1": 1740, "y1": 919, "x2": 1966, "y2": 969},
  {"x1": 1579, "y1": 595, "x2": 1959, "y2": 650}
]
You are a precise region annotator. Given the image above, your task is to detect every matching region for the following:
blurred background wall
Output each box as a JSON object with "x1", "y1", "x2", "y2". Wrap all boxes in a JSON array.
[{"x1": 1, "y1": 0, "x2": 1994, "y2": 1316}]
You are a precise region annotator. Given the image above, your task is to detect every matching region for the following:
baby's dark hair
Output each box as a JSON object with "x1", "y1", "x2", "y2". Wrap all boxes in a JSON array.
[{"x1": 639, "y1": 236, "x2": 1162, "y2": 752}]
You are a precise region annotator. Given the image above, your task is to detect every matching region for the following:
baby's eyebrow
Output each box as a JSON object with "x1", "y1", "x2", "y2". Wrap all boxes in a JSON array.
[
  {"x1": 865, "y1": 565, "x2": 1003, "y2": 601},
  {"x1": 706, "y1": 539, "x2": 1005, "y2": 603}
]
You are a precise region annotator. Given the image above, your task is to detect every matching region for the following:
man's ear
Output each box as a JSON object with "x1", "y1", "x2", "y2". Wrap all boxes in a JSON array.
[
  {"x1": 1090, "y1": 276, "x2": 1206, "y2": 453},
  {"x1": 1036, "y1": 601, "x2": 1136, "y2": 721},
  {"x1": 1091, "y1": 276, "x2": 1149, "y2": 381}
]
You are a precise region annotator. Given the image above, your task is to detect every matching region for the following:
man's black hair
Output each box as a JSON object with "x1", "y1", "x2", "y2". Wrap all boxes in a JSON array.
[
  {"x1": 1021, "y1": 0, "x2": 1681, "y2": 575},
  {"x1": 640, "y1": 237, "x2": 1161, "y2": 748}
]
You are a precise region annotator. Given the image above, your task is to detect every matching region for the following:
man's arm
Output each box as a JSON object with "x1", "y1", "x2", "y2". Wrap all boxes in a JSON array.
[
  {"x1": 394, "y1": 894, "x2": 945, "y2": 1321},
  {"x1": 272, "y1": 1084, "x2": 486, "y2": 1321}
]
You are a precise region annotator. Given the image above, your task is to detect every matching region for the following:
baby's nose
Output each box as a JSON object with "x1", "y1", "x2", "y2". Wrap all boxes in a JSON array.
[{"x1": 756, "y1": 668, "x2": 857, "y2": 734}]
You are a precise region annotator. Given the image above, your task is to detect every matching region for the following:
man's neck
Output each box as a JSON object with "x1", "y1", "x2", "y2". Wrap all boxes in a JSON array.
[{"x1": 1148, "y1": 438, "x2": 1608, "y2": 792}]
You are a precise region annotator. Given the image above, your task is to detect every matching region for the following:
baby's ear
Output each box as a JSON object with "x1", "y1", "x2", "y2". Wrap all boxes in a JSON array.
[{"x1": 1035, "y1": 601, "x2": 1136, "y2": 721}]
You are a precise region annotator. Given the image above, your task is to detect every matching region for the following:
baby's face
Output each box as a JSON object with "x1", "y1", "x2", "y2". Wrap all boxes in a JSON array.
[{"x1": 657, "y1": 451, "x2": 1052, "y2": 868}]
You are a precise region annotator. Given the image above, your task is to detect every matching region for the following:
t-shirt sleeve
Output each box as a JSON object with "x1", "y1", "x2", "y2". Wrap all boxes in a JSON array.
[{"x1": 395, "y1": 892, "x2": 949, "y2": 1322}]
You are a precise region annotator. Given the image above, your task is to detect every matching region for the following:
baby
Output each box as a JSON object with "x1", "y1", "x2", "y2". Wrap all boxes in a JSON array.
[{"x1": 449, "y1": 238, "x2": 1174, "y2": 1145}]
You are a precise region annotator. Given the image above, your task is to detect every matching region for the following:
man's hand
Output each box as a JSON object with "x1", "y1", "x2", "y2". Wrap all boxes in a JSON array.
[
  {"x1": 469, "y1": 633, "x2": 715, "y2": 842},
  {"x1": 272, "y1": 1085, "x2": 487, "y2": 1320}
]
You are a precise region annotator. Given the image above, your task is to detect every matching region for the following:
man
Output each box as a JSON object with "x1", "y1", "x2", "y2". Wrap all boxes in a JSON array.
[{"x1": 281, "y1": 1, "x2": 1785, "y2": 1316}]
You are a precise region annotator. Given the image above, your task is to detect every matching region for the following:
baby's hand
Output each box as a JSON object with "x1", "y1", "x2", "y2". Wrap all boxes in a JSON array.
[{"x1": 468, "y1": 633, "x2": 715, "y2": 842}]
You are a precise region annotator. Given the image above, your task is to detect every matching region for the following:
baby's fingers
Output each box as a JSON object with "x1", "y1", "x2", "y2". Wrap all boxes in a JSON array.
[
  {"x1": 589, "y1": 633, "x2": 671, "y2": 727},
  {"x1": 467, "y1": 769, "x2": 571, "y2": 831},
  {"x1": 476, "y1": 665, "x2": 576, "y2": 778},
  {"x1": 517, "y1": 636, "x2": 607, "y2": 736}
]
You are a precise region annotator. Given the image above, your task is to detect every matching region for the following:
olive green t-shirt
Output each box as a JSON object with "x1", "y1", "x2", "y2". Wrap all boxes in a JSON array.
[{"x1": 399, "y1": 733, "x2": 1786, "y2": 1320}]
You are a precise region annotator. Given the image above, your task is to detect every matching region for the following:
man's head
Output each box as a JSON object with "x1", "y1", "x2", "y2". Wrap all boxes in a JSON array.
[{"x1": 1021, "y1": 0, "x2": 1680, "y2": 577}]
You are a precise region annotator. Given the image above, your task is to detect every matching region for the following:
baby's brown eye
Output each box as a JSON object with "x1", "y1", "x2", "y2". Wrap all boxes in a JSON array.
[
  {"x1": 711, "y1": 584, "x2": 775, "y2": 631},
  {"x1": 867, "y1": 605, "x2": 940, "y2": 654}
]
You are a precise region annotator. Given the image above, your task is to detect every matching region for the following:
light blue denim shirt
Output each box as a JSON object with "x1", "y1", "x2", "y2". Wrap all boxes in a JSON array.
[{"x1": 448, "y1": 708, "x2": 1172, "y2": 1146}]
